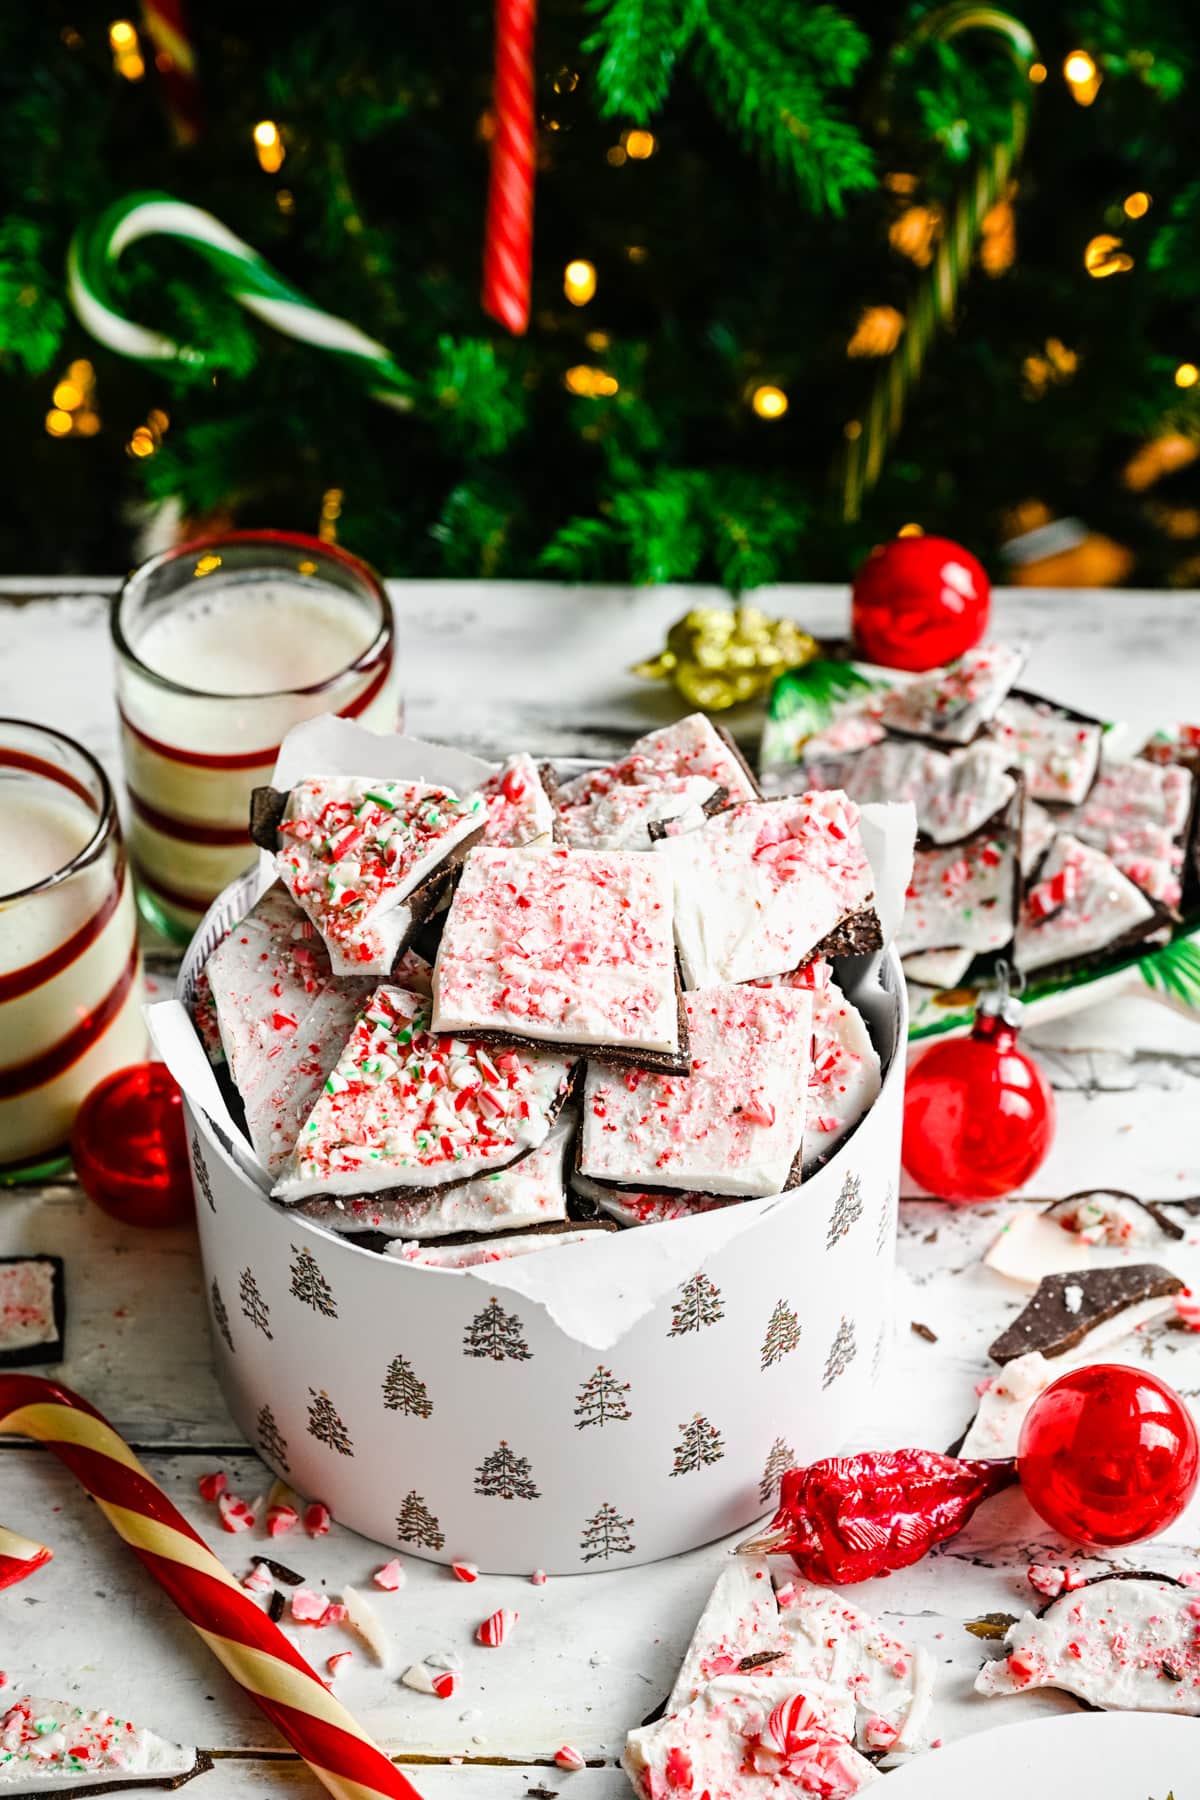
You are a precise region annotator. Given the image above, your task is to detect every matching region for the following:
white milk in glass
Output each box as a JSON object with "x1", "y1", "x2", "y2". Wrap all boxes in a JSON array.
[
  {"x1": 0, "y1": 747, "x2": 144, "y2": 1173},
  {"x1": 114, "y1": 561, "x2": 399, "y2": 938}
]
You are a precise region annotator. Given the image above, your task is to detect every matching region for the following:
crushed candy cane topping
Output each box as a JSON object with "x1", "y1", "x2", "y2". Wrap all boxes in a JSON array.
[
  {"x1": 994, "y1": 697, "x2": 1102, "y2": 805},
  {"x1": 479, "y1": 755, "x2": 555, "y2": 849},
  {"x1": 477, "y1": 1608, "x2": 518, "y2": 1647},
  {"x1": 581, "y1": 984, "x2": 812, "y2": 1198},
  {"x1": 275, "y1": 776, "x2": 484, "y2": 972},
  {"x1": 0, "y1": 1696, "x2": 197, "y2": 1786},
  {"x1": 276, "y1": 983, "x2": 574, "y2": 1200},
  {"x1": 434, "y1": 846, "x2": 680, "y2": 1054}
]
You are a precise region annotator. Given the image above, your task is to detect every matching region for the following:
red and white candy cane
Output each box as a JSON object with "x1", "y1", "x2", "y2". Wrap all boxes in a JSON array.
[
  {"x1": 0, "y1": 1374, "x2": 424, "y2": 1800},
  {"x1": 481, "y1": 0, "x2": 536, "y2": 335},
  {"x1": 0, "y1": 1523, "x2": 53, "y2": 1589}
]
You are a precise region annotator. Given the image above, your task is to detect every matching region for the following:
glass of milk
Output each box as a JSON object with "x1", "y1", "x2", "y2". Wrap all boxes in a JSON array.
[
  {"x1": 112, "y1": 531, "x2": 401, "y2": 940},
  {"x1": 0, "y1": 720, "x2": 145, "y2": 1182}
]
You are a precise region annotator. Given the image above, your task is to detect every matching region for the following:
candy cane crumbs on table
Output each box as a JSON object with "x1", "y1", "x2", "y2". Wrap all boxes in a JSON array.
[
  {"x1": 0, "y1": 1525, "x2": 52, "y2": 1590},
  {"x1": 451, "y1": 1560, "x2": 479, "y2": 1583},
  {"x1": 217, "y1": 1492, "x2": 255, "y2": 1533},
  {"x1": 0, "y1": 1373, "x2": 429, "y2": 1800},
  {"x1": 268, "y1": 1502, "x2": 300, "y2": 1537},
  {"x1": 327, "y1": 1652, "x2": 353, "y2": 1679},
  {"x1": 292, "y1": 1590, "x2": 329, "y2": 1624},
  {"x1": 242, "y1": 1563, "x2": 273, "y2": 1594},
  {"x1": 431, "y1": 1671, "x2": 457, "y2": 1700},
  {"x1": 304, "y1": 1501, "x2": 332, "y2": 1537},
  {"x1": 196, "y1": 1471, "x2": 226, "y2": 1501},
  {"x1": 476, "y1": 1608, "x2": 517, "y2": 1647},
  {"x1": 1176, "y1": 1290, "x2": 1200, "y2": 1330},
  {"x1": 530, "y1": 1569, "x2": 547, "y2": 1586},
  {"x1": 554, "y1": 1745, "x2": 586, "y2": 1770},
  {"x1": 373, "y1": 1559, "x2": 405, "y2": 1591}
]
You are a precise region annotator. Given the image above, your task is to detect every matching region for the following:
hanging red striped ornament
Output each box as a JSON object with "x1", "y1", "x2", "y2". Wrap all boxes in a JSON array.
[
  {"x1": 481, "y1": 0, "x2": 537, "y2": 335},
  {"x1": 139, "y1": 0, "x2": 204, "y2": 145}
]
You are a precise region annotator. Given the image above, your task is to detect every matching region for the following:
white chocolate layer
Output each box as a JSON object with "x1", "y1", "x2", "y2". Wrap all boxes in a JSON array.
[
  {"x1": 807, "y1": 740, "x2": 1015, "y2": 846},
  {"x1": 994, "y1": 696, "x2": 1102, "y2": 805},
  {"x1": 879, "y1": 642, "x2": 1026, "y2": 744},
  {"x1": 1015, "y1": 833, "x2": 1155, "y2": 973},
  {"x1": 433, "y1": 846, "x2": 680, "y2": 1055},
  {"x1": 0, "y1": 1695, "x2": 198, "y2": 1790}
]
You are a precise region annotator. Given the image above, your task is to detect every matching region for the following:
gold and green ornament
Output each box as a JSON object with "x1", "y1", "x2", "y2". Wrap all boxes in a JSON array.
[{"x1": 631, "y1": 605, "x2": 820, "y2": 712}]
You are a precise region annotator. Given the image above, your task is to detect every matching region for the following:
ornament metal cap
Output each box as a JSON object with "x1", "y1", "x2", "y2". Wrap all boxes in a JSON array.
[{"x1": 977, "y1": 958, "x2": 1024, "y2": 1029}]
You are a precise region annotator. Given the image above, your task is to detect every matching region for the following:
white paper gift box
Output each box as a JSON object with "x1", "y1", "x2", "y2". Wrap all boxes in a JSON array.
[{"x1": 154, "y1": 730, "x2": 912, "y2": 1574}]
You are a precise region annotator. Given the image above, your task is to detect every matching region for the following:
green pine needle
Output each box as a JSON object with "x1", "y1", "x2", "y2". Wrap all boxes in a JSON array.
[{"x1": 584, "y1": 0, "x2": 693, "y2": 119}]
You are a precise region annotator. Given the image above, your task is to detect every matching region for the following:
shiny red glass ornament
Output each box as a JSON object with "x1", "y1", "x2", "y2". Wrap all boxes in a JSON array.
[
  {"x1": 902, "y1": 990, "x2": 1055, "y2": 1201},
  {"x1": 1018, "y1": 1363, "x2": 1199, "y2": 1547},
  {"x1": 851, "y1": 535, "x2": 990, "y2": 671},
  {"x1": 71, "y1": 1062, "x2": 194, "y2": 1228}
]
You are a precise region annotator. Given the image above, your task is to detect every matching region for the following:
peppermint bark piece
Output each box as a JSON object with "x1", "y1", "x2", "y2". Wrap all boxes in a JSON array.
[
  {"x1": 896, "y1": 814, "x2": 1019, "y2": 973},
  {"x1": 560, "y1": 776, "x2": 722, "y2": 850},
  {"x1": 806, "y1": 740, "x2": 1015, "y2": 846},
  {"x1": 993, "y1": 693, "x2": 1103, "y2": 805},
  {"x1": 666, "y1": 1559, "x2": 786, "y2": 1713},
  {"x1": 774, "y1": 960, "x2": 881, "y2": 1170},
  {"x1": 296, "y1": 1109, "x2": 574, "y2": 1238},
  {"x1": 205, "y1": 883, "x2": 376, "y2": 1175},
  {"x1": 555, "y1": 713, "x2": 759, "y2": 817},
  {"x1": 272, "y1": 984, "x2": 575, "y2": 1201},
  {"x1": 0, "y1": 1695, "x2": 210, "y2": 1792},
  {"x1": 570, "y1": 1171, "x2": 735, "y2": 1226},
  {"x1": 983, "y1": 1193, "x2": 1177, "y2": 1289},
  {"x1": 479, "y1": 755, "x2": 555, "y2": 849},
  {"x1": 774, "y1": 1583, "x2": 935, "y2": 1753},
  {"x1": 1019, "y1": 799, "x2": 1058, "y2": 876},
  {"x1": 975, "y1": 1575, "x2": 1200, "y2": 1713},
  {"x1": 0, "y1": 1256, "x2": 65, "y2": 1368},
  {"x1": 878, "y1": 642, "x2": 1026, "y2": 745},
  {"x1": 1066, "y1": 755, "x2": 1194, "y2": 911},
  {"x1": 433, "y1": 846, "x2": 686, "y2": 1069},
  {"x1": 255, "y1": 776, "x2": 486, "y2": 975},
  {"x1": 654, "y1": 794, "x2": 879, "y2": 988},
  {"x1": 386, "y1": 1221, "x2": 614, "y2": 1267},
  {"x1": 901, "y1": 948, "x2": 975, "y2": 990},
  {"x1": 987, "y1": 1264, "x2": 1184, "y2": 1364},
  {"x1": 623, "y1": 1678, "x2": 875, "y2": 1800},
  {"x1": 1014, "y1": 833, "x2": 1157, "y2": 974},
  {"x1": 580, "y1": 985, "x2": 812, "y2": 1199}
]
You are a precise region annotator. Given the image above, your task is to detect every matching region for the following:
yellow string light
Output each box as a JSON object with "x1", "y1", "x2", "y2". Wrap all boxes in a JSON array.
[
  {"x1": 193, "y1": 554, "x2": 223, "y2": 577},
  {"x1": 606, "y1": 146, "x2": 626, "y2": 166},
  {"x1": 127, "y1": 426, "x2": 156, "y2": 458},
  {"x1": 74, "y1": 411, "x2": 101, "y2": 437},
  {"x1": 1029, "y1": 61, "x2": 1047, "y2": 83},
  {"x1": 1123, "y1": 433, "x2": 1199, "y2": 492},
  {"x1": 253, "y1": 120, "x2": 285, "y2": 174},
  {"x1": 45, "y1": 360, "x2": 100, "y2": 440},
  {"x1": 52, "y1": 380, "x2": 83, "y2": 412},
  {"x1": 564, "y1": 365, "x2": 619, "y2": 397},
  {"x1": 1063, "y1": 49, "x2": 1100, "y2": 105},
  {"x1": 319, "y1": 487, "x2": 344, "y2": 544},
  {"x1": 897, "y1": 523, "x2": 924, "y2": 537},
  {"x1": 751, "y1": 385, "x2": 788, "y2": 420},
  {"x1": 108, "y1": 19, "x2": 136, "y2": 48},
  {"x1": 1084, "y1": 234, "x2": 1133, "y2": 278},
  {"x1": 45, "y1": 410, "x2": 73, "y2": 438},
  {"x1": 846, "y1": 306, "x2": 905, "y2": 359},
  {"x1": 1123, "y1": 191, "x2": 1151, "y2": 219},
  {"x1": 563, "y1": 259, "x2": 597, "y2": 305},
  {"x1": 980, "y1": 192, "x2": 1018, "y2": 276},
  {"x1": 1175, "y1": 363, "x2": 1200, "y2": 390},
  {"x1": 888, "y1": 205, "x2": 941, "y2": 267},
  {"x1": 622, "y1": 129, "x2": 656, "y2": 160}
]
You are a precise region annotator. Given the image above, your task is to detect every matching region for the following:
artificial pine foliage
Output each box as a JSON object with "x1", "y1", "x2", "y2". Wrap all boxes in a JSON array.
[
  {"x1": 238, "y1": 1267, "x2": 272, "y2": 1339},
  {"x1": 5, "y1": 4, "x2": 1200, "y2": 584},
  {"x1": 580, "y1": 1500, "x2": 636, "y2": 1561},
  {"x1": 395, "y1": 1488, "x2": 446, "y2": 1550}
]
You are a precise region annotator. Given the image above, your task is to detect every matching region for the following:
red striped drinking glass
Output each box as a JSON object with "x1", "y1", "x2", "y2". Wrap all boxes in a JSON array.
[
  {"x1": 0, "y1": 722, "x2": 146, "y2": 1182},
  {"x1": 112, "y1": 531, "x2": 401, "y2": 941}
]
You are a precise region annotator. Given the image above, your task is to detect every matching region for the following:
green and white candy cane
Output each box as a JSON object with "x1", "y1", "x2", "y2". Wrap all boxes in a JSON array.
[
  {"x1": 67, "y1": 191, "x2": 413, "y2": 409},
  {"x1": 841, "y1": 4, "x2": 1038, "y2": 521}
]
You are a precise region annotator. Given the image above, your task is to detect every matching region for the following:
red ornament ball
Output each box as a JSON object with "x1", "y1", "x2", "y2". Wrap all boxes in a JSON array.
[
  {"x1": 852, "y1": 534, "x2": 990, "y2": 671},
  {"x1": 71, "y1": 1062, "x2": 194, "y2": 1228},
  {"x1": 901, "y1": 1002, "x2": 1055, "y2": 1201},
  {"x1": 1019, "y1": 1363, "x2": 1199, "y2": 1547}
]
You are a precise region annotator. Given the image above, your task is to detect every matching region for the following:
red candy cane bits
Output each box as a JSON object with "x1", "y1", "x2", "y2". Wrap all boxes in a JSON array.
[
  {"x1": 554, "y1": 1745, "x2": 586, "y2": 1770},
  {"x1": 477, "y1": 1608, "x2": 518, "y2": 1647},
  {"x1": 451, "y1": 1560, "x2": 479, "y2": 1583},
  {"x1": 304, "y1": 1501, "x2": 332, "y2": 1537},
  {"x1": 741, "y1": 1448, "x2": 1018, "y2": 1583},
  {"x1": 0, "y1": 1526, "x2": 52, "y2": 1591},
  {"x1": 197, "y1": 1471, "x2": 227, "y2": 1502},
  {"x1": 217, "y1": 1492, "x2": 256, "y2": 1533}
]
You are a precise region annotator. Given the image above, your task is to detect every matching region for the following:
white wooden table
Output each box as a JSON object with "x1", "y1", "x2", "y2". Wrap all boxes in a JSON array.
[{"x1": 4, "y1": 579, "x2": 1200, "y2": 1796}]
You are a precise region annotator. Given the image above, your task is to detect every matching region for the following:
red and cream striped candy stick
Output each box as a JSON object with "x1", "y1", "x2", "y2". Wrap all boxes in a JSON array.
[{"x1": 0, "y1": 1374, "x2": 425, "y2": 1800}]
